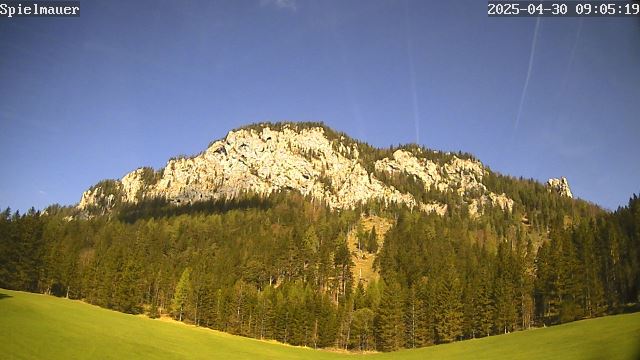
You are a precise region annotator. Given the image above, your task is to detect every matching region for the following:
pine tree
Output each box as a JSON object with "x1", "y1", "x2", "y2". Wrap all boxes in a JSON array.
[
  {"x1": 367, "y1": 226, "x2": 379, "y2": 253},
  {"x1": 494, "y1": 242, "x2": 518, "y2": 332},
  {"x1": 470, "y1": 267, "x2": 494, "y2": 337},
  {"x1": 413, "y1": 277, "x2": 435, "y2": 346},
  {"x1": 354, "y1": 281, "x2": 367, "y2": 310},
  {"x1": 172, "y1": 268, "x2": 191, "y2": 322},
  {"x1": 351, "y1": 308, "x2": 374, "y2": 351},
  {"x1": 334, "y1": 236, "x2": 354, "y2": 301},
  {"x1": 433, "y1": 261, "x2": 463, "y2": 343},
  {"x1": 374, "y1": 280, "x2": 404, "y2": 351},
  {"x1": 115, "y1": 258, "x2": 144, "y2": 314}
]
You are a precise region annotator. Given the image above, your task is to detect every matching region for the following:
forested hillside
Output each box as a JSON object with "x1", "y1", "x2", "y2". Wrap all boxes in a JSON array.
[{"x1": 1, "y1": 187, "x2": 638, "y2": 351}]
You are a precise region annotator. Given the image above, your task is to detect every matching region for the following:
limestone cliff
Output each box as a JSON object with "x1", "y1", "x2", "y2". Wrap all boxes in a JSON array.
[
  {"x1": 547, "y1": 177, "x2": 573, "y2": 198},
  {"x1": 77, "y1": 123, "x2": 513, "y2": 217}
]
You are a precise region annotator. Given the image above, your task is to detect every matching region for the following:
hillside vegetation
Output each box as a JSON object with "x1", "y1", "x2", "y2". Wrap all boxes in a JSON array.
[
  {"x1": 0, "y1": 124, "x2": 638, "y2": 352},
  {"x1": 1, "y1": 289, "x2": 639, "y2": 360},
  {"x1": 1, "y1": 185, "x2": 639, "y2": 352}
]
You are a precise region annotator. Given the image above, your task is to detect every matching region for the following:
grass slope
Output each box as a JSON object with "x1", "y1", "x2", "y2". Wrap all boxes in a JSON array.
[{"x1": 1, "y1": 289, "x2": 639, "y2": 360}]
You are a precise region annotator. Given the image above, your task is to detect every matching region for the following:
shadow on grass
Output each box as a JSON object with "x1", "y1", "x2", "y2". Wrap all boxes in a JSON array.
[{"x1": 0, "y1": 293, "x2": 13, "y2": 300}]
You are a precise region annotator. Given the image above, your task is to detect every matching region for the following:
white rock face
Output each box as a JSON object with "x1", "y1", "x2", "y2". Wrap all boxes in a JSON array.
[
  {"x1": 374, "y1": 149, "x2": 513, "y2": 217},
  {"x1": 77, "y1": 124, "x2": 514, "y2": 217},
  {"x1": 78, "y1": 186, "x2": 117, "y2": 212},
  {"x1": 468, "y1": 193, "x2": 514, "y2": 218},
  {"x1": 121, "y1": 168, "x2": 147, "y2": 203},
  {"x1": 547, "y1": 177, "x2": 573, "y2": 198}
]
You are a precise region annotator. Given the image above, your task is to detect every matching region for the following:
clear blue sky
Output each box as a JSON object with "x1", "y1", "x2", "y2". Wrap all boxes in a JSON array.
[{"x1": 1, "y1": 0, "x2": 638, "y2": 212}]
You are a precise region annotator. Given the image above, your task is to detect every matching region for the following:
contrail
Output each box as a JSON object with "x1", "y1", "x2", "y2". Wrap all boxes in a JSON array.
[
  {"x1": 405, "y1": 1, "x2": 420, "y2": 144},
  {"x1": 514, "y1": 17, "x2": 541, "y2": 131},
  {"x1": 560, "y1": 18, "x2": 583, "y2": 93}
]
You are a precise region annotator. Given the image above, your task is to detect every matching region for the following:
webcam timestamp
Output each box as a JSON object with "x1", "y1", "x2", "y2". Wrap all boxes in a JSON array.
[{"x1": 488, "y1": 1, "x2": 640, "y2": 17}]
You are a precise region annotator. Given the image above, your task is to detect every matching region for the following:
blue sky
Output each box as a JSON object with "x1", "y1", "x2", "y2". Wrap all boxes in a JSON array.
[{"x1": 1, "y1": 0, "x2": 638, "y2": 212}]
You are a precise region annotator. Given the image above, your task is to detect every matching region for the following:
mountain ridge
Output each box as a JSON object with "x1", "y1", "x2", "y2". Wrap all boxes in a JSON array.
[
  {"x1": 77, "y1": 121, "x2": 562, "y2": 218},
  {"x1": 6, "y1": 122, "x2": 638, "y2": 355}
]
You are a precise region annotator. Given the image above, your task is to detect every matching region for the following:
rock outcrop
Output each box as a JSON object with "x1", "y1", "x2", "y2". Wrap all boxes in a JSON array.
[
  {"x1": 374, "y1": 149, "x2": 513, "y2": 216},
  {"x1": 77, "y1": 123, "x2": 514, "y2": 217},
  {"x1": 547, "y1": 177, "x2": 573, "y2": 198}
]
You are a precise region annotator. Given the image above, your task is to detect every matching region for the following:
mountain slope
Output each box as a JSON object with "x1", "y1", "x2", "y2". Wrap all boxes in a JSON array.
[
  {"x1": 78, "y1": 122, "x2": 520, "y2": 217},
  {"x1": 6, "y1": 121, "x2": 632, "y2": 355}
]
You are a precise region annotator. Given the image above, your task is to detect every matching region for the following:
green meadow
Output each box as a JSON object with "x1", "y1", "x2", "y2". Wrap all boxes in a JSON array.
[{"x1": 1, "y1": 289, "x2": 639, "y2": 359}]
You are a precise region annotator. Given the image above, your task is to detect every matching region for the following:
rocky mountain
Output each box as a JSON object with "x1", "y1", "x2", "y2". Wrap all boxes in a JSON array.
[
  {"x1": 10, "y1": 122, "x2": 637, "y2": 356},
  {"x1": 546, "y1": 177, "x2": 573, "y2": 198},
  {"x1": 77, "y1": 122, "x2": 571, "y2": 218}
]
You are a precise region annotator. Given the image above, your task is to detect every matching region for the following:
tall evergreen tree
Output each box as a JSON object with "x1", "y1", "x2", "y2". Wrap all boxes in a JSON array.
[
  {"x1": 413, "y1": 277, "x2": 435, "y2": 346},
  {"x1": 367, "y1": 226, "x2": 379, "y2": 253},
  {"x1": 374, "y1": 281, "x2": 405, "y2": 351},
  {"x1": 172, "y1": 267, "x2": 192, "y2": 321},
  {"x1": 351, "y1": 307, "x2": 374, "y2": 351},
  {"x1": 433, "y1": 260, "x2": 463, "y2": 343}
]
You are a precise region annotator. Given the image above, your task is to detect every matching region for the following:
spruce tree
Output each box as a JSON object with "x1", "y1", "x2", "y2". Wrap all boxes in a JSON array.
[
  {"x1": 374, "y1": 280, "x2": 404, "y2": 351},
  {"x1": 351, "y1": 308, "x2": 374, "y2": 351},
  {"x1": 367, "y1": 226, "x2": 379, "y2": 253},
  {"x1": 172, "y1": 268, "x2": 192, "y2": 322},
  {"x1": 433, "y1": 261, "x2": 463, "y2": 343},
  {"x1": 413, "y1": 277, "x2": 435, "y2": 346}
]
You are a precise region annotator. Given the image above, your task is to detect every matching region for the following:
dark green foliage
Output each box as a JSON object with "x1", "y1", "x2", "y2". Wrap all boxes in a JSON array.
[
  {"x1": 465, "y1": 266, "x2": 495, "y2": 338},
  {"x1": 433, "y1": 259, "x2": 464, "y2": 343},
  {"x1": 1, "y1": 189, "x2": 639, "y2": 353},
  {"x1": 117, "y1": 194, "x2": 274, "y2": 223},
  {"x1": 482, "y1": 169, "x2": 601, "y2": 233},
  {"x1": 172, "y1": 268, "x2": 191, "y2": 321},
  {"x1": 373, "y1": 170, "x2": 427, "y2": 201},
  {"x1": 0, "y1": 208, "x2": 44, "y2": 292},
  {"x1": 366, "y1": 227, "x2": 378, "y2": 253},
  {"x1": 351, "y1": 307, "x2": 375, "y2": 351},
  {"x1": 374, "y1": 281, "x2": 405, "y2": 351},
  {"x1": 83, "y1": 180, "x2": 124, "y2": 216},
  {"x1": 0, "y1": 113, "x2": 629, "y2": 353},
  {"x1": 138, "y1": 167, "x2": 163, "y2": 187}
]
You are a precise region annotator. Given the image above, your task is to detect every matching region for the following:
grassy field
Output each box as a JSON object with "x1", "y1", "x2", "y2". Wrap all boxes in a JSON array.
[{"x1": 1, "y1": 289, "x2": 639, "y2": 359}]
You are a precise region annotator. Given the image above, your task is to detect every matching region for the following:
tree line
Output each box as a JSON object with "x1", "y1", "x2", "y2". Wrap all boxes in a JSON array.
[{"x1": 0, "y1": 191, "x2": 638, "y2": 352}]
